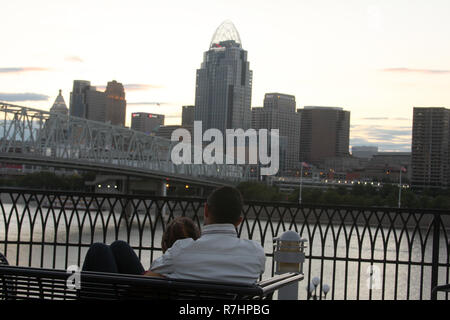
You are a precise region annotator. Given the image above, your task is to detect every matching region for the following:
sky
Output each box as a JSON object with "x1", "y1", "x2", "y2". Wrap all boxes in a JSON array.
[{"x1": 1, "y1": 0, "x2": 450, "y2": 152}]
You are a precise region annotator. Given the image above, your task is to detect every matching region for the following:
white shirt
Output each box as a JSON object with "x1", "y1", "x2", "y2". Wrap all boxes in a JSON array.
[{"x1": 150, "y1": 224, "x2": 266, "y2": 285}]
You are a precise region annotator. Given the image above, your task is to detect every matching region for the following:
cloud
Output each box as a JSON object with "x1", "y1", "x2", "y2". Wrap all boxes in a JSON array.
[
  {"x1": 95, "y1": 83, "x2": 163, "y2": 91},
  {"x1": 124, "y1": 84, "x2": 164, "y2": 91},
  {"x1": 127, "y1": 102, "x2": 168, "y2": 105},
  {"x1": 360, "y1": 117, "x2": 389, "y2": 121},
  {"x1": 351, "y1": 124, "x2": 412, "y2": 152},
  {"x1": 356, "y1": 116, "x2": 411, "y2": 122},
  {"x1": 381, "y1": 67, "x2": 450, "y2": 75},
  {"x1": 392, "y1": 117, "x2": 410, "y2": 121},
  {"x1": 0, "y1": 92, "x2": 50, "y2": 102},
  {"x1": 0, "y1": 67, "x2": 51, "y2": 74},
  {"x1": 65, "y1": 56, "x2": 83, "y2": 63}
]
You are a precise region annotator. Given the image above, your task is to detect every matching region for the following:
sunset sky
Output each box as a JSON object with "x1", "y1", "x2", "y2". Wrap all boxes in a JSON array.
[{"x1": 1, "y1": 0, "x2": 450, "y2": 152}]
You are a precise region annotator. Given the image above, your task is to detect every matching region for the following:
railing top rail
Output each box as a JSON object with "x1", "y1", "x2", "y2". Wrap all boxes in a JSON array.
[{"x1": 0, "y1": 187, "x2": 449, "y2": 214}]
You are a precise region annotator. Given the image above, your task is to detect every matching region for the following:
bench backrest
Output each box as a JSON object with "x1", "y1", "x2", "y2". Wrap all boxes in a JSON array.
[{"x1": 0, "y1": 265, "x2": 303, "y2": 300}]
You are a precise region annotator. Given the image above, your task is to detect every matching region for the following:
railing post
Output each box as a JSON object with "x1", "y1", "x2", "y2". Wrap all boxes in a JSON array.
[
  {"x1": 430, "y1": 213, "x2": 441, "y2": 300},
  {"x1": 273, "y1": 231, "x2": 307, "y2": 300}
]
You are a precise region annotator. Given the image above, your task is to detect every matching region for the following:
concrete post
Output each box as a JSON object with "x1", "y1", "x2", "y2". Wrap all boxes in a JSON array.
[{"x1": 273, "y1": 231, "x2": 307, "y2": 300}]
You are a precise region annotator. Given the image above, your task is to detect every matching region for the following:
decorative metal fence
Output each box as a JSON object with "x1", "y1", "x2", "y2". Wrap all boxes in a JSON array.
[{"x1": 0, "y1": 188, "x2": 448, "y2": 300}]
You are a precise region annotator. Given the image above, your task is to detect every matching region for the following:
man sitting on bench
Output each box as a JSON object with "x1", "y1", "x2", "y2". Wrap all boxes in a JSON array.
[{"x1": 148, "y1": 186, "x2": 266, "y2": 284}]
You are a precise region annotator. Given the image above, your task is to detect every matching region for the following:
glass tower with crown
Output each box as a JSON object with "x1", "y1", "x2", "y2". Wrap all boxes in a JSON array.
[{"x1": 194, "y1": 20, "x2": 252, "y2": 133}]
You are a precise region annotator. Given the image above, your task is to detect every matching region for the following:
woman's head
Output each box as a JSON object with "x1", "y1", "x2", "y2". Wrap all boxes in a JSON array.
[{"x1": 161, "y1": 217, "x2": 200, "y2": 253}]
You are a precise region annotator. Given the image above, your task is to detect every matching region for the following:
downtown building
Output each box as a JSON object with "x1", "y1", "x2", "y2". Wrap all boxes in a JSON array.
[
  {"x1": 50, "y1": 90, "x2": 69, "y2": 115},
  {"x1": 131, "y1": 112, "x2": 165, "y2": 134},
  {"x1": 194, "y1": 20, "x2": 252, "y2": 134},
  {"x1": 182, "y1": 105, "x2": 195, "y2": 126},
  {"x1": 411, "y1": 107, "x2": 450, "y2": 188},
  {"x1": 69, "y1": 80, "x2": 126, "y2": 126},
  {"x1": 252, "y1": 93, "x2": 300, "y2": 172},
  {"x1": 298, "y1": 106, "x2": 350, "y2": 164},
  {"x1": 104, "y1": 80, "x2": 126, "y2": 126}
]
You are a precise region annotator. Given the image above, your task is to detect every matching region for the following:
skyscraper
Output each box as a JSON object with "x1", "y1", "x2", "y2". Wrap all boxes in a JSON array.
[
  {"x1": 194, "y1": 20, "x2": 252, "y2": 133},
  {"x1": 252, "y1": 93, "x2": 301, "y2": 171},
  {"x1": 298, "y1": 106, "x2": 350, "y2": 164},
  {"x1": 411, "y1": 107, "x2": 450, "y2": 188},
  {"x1": 85, "y1": 86, "x2": 106, "y2": 122},
  {"x1": 105, "y1": 80, "x2": 126, "y2": 126},
  {"x1": 69, "y1": 80, "x2": 91, "y2": 118},
  {"x1": 69, "y1": 80, "x2": 126, "y2": 126}
]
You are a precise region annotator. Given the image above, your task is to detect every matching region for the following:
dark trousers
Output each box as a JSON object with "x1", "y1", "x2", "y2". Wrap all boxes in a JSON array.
[{"x1": 82, "y1": 240, "x2": 145, "y2": 275}]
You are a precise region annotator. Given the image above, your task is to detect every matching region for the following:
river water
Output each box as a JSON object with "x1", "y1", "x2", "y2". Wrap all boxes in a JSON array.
[{"x1": 0, "y1": 203, "x2": 448, "y2": 300}]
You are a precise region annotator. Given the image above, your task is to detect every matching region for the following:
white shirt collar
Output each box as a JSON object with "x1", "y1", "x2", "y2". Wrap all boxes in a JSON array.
[{"x1": 201, "y1": 223, "x2": 237, "y2": 237}]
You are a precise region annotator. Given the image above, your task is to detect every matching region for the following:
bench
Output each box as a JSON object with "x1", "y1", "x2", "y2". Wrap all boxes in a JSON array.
[{"x1": 0, "y1": 264, "x2": 303, "y2": 300}]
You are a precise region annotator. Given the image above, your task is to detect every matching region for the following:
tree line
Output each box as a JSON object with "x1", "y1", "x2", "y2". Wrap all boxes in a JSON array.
[{"x1": 237, "y1": 181, "x2": 450, "y2": 209}]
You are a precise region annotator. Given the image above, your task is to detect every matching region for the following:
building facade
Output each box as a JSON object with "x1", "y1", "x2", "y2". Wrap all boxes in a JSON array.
[
  {"x1": 69, "y1": 80, "x2": 91, "y2": 118},
  {"x1": 182, "y1": 105, "x2": 195, "y2": 127},
  {"x1": 85, "y1": 87, "x2": 106, "y2": 123},
  {"x1": 252, "y1": 93, "x2": 301, "y2": 171},
  {"x1": 194, "y1": 20, "x2": 252, "y2": 134},
  {"x1": 298, "y1": 106, "x2": 350, "y2": 164},
  {"x1": 411, "y1": 107, "x2": 450, "y2": 188},
  {"x1": 131, "y1": 112, "x2": 165, "y2": 134},
  {"x1": 69, "y1": 80, "x2": 126, "y2": 126},
  {"x1": 105, "y1": 80, "x2": 126, "y2": 126}
]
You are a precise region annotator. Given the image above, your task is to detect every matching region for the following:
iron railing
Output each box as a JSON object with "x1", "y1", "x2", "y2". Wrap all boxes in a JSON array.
[{"x1": 0, "y1": 188, "x2": 448, "y2": 300}]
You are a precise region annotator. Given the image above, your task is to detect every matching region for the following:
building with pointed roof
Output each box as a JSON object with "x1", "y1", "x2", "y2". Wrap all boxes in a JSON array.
[
  {"x1": 194, "y1": 20, "x2": 252, "y2": 133},
  {"x1": 50, "y1": 90, "x2": 68, "y2": 115}
]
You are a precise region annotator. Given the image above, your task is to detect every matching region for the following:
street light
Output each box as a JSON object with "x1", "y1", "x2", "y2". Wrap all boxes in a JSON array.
[{"x1": 307, "y1": 276, "x2": 330, "y2": 300}]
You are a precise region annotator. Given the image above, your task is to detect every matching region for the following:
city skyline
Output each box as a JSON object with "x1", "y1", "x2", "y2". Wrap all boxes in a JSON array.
[{"x1": 1, "y1": 1, "x2": 450, "y2": 152}]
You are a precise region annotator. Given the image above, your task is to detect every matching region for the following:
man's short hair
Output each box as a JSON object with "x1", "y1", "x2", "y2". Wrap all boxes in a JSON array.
[{"x1": 206, "y1": 186, "x2": 243, "y2": 224}]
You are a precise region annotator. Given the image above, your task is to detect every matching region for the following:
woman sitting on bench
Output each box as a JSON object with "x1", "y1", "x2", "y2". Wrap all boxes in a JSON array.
[{"x1": 82, "y1": 217, "x2": 200, "y2": 276}]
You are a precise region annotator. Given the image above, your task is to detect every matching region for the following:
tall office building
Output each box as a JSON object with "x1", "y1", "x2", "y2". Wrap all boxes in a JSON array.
[
  {"x1": 194, "y1": 20, "x2": 252, "y2": 133},
  {"x1": 85, "y1": 86, "x2": 106, "y2": 122},
  {"x1": 182, "y1": 105, "x2": 195, "y2": 126},
  {"x1": 131, "y1": 112, "x2": 165, "y2": 134},
  {"x1": 69, "y1": 80, "x2": 91, "y2": 118},
  {"x1": 411, "y1": 107, "x2": 450, "y2": 188},
  {"x1": 298, "y1": 106, "x2": 350, "y2": 164},
  {"x1": 252, "y1": 93, "x2": 301, "y2": 171},
  {"x1": 69, "y1": 80, "x2": 126, "y2": 126},
  {"x1": 105, "y1": 80, "x2": 126, "y2": 126}
]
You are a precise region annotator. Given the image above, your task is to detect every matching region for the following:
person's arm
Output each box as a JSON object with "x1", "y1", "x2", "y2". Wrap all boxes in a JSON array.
[
  {"x1": 143, "y1": 270, "x2": 165, "y2": 277},
  {"x1": 148, "y1": 238, "x2": 193, "y2": 276}
]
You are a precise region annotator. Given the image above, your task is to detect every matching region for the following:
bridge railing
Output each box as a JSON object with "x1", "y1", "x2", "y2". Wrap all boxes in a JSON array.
[{"x1": 0, "y1": 187, "x2": 448, "y2": 300}]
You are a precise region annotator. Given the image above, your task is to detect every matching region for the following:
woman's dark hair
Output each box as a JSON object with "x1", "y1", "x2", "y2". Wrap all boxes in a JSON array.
[{"x1": 161, "y1": 217, "x2": 200, "y2": 253}]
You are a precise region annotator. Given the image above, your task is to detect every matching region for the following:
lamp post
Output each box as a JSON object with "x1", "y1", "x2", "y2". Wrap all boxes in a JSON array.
[
  {"x1": 307, "y1": 276, "x2": 330, "y2": 300},
  {"x1": 298, "y1": 162, "x2": 308, "y2": 205},
  {"x1": 298, "y1": 164, "x2": 303, "y2": 205},
  {"x1": 398, "y1": 166, "x2": 406, "y2": 208},
  {"x1": 398, "y1": 168, "x2": 402, "y2": 208},
  {"x1": 273, "y1": 231, "x2": 307, "y2": 300}
]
